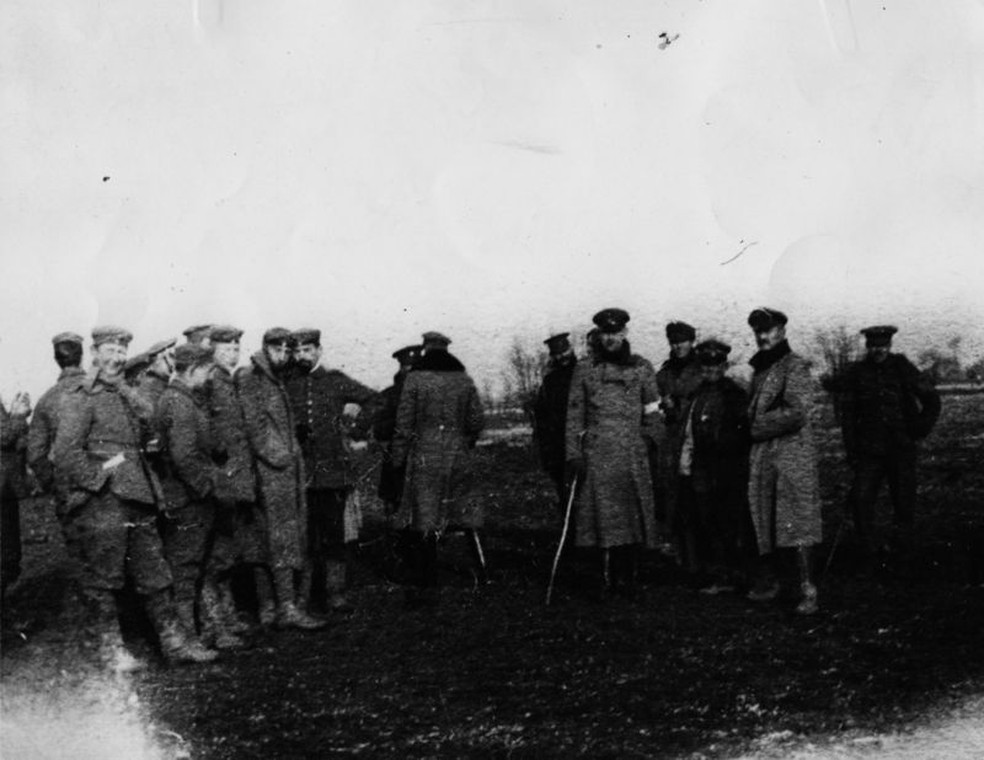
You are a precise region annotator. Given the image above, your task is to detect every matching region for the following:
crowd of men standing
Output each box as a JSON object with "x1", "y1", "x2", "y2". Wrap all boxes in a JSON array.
[
  {"x1": 534, "y1": 307, "x2": 942, "y2": 615},
  {"x1": 0, "y1": 305, "x2": 942, "y2": 670},
  {"x1": 0, "y1": 323, "x2": 484, "y2": 671}
]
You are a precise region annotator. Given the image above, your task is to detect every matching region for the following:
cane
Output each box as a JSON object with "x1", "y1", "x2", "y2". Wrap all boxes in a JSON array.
[{"x1": 545, "y1": 473, "x2": 578, "y2": 606}]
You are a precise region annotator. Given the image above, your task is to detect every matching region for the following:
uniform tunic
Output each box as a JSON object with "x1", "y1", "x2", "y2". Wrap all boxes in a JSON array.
[
  {"x1": 533, "y1": 357, "x2": 577, "y2": 499},
  {"x1": 565, "y1": 348, "x2": 660, "y2": 549},
  {"x1": 27, "y1": 366, "x2": 87, "y2": 495},
  {"x1": 746, "y1": 343, "x2": 822, "y2": 553},
  {"x1": 392, "y1": 351, "x2": 484, "y2": 533},
  {"x1": 51, "y1": 372, "x2": 172, "y2": 594},
  {"x1": 654, "y1": 353, "x2": 703, "y2": 528}
]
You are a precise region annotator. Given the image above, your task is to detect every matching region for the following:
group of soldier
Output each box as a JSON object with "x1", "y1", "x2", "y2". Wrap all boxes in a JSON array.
[
  {"x1": 533, "y1": 307, "x2": 941, "y2": 615},
  {"x1": 0, "y1": 303, "x2": 942, "y2": 670},
  {"x1": 0, "y1": 322, "x2": 484, "y2": 672}
]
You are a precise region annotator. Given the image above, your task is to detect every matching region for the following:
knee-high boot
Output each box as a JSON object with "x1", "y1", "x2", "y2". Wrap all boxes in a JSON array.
[
  {"x1": 83, "y1": 588, "x2": 145, "y2": 673},
  {"x1": 143, "y1": 588, "x2": 218, "y2": 665},
  {"x1": 254, "y1": 566, "x2": 277, "y2": 626},
  {"x1": 795, "y1": 546, "x2": 819, "y2": 615},
  {"x1": 273, "y1": 567, "x2": 326, "y2": 630}
]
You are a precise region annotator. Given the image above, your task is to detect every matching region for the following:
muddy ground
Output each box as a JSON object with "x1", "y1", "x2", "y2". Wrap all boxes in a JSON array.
[{"x1": 3, "y1": 395, "x2": 984, "y2": 759}]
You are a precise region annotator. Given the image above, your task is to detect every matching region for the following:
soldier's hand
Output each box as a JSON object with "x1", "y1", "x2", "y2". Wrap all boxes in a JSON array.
[{"x1": 102, "y1": 453, "x2": 126, "y2": 471}]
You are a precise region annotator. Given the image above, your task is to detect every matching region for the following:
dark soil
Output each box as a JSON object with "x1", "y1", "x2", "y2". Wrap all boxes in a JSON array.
[{"x1": 3, "y1": 396, "x2": 984, "y2": 759}]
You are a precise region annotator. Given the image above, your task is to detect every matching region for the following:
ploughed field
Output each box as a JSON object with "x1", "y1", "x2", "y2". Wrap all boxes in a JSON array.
[{"x1": 3, "y1": 394, "x2": 984, "y2": 759}]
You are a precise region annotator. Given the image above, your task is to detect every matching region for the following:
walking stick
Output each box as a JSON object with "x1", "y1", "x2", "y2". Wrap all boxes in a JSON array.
[{"x1": 546, "y1": 474, "x2": 578, "y2": 606}]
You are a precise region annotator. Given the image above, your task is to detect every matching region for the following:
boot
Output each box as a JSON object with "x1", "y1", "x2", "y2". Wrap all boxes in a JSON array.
[
  {"x1": 172, "y1": 586, "x2": 198, "y2": 638},
  {"x1": 200, "y1": 580, "x2": 247, "y2": 650},
  {"x1": 145, "y1": 590, "x2": 218, "y2": 665},
  {"x1": 255, "y1": 567, "x2": 277, "y2": 626},
  {"x1": 325, "y1": 560, "x2": 353, "y2": 613},
  {"x1": 746, "y1": 553, "x2": 780, "y2": 602},
  {"x1": 85, "y1": 589, "x2": 146, "y2": 673},
  {"x1": 795, "y1": 546, "x2": 819, "y2": 616},
  {"x1": 216, "y1": 576, "x2": 251, "y2": 634},
  {"x1": 273, "y1": 568, "x2": 327, "y2": 630},
  {"x1": 404, "y1": 532, "x2": 439, "y2": 609}
]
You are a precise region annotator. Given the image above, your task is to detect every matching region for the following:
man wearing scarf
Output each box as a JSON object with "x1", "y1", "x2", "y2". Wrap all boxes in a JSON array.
[
  {"x1": 745, "y1": 308, "x2": 822, "y2": 615},
  {"x1": 565, "y1": 308, "x2": 662, "y2": 599}
]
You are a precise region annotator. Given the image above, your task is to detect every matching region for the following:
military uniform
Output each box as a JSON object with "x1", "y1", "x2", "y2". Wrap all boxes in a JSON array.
[
  {"x1": 533, "y1": 333, "x2": 577, "y2": 505},
  {"x1": 28, "y1": 366, "x2": 86, "y2": 498},
  {"x1": 238, "y1": 330, "x2": 325, "y2": 629},
  {"x1": 674, "y1": 340, "x2": 753, "y2": 588},
  {"x1": 373, "y1": 345, "x2": 422, "y2": 509},
  {"x1": 654, "y1": 322, "x2": 703, "y2": 543},
  {"x1": 838, "y1": 326, "x2": 941, "y2": 549},
  {"x1": 392, "y1": 332, "x2": 485, "y2": 603},
  {"x1": 52, "y1": 326, "x2": 216, "y2": 666},
  {"x1": 565, "y1": 309, "x2": 661, "y2": 595},
  {"x1": 286, "y1": 328, "x2": 376, "y2": 612}
]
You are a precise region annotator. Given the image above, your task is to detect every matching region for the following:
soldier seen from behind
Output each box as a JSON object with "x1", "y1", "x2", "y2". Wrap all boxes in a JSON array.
[
  {"x1": 533, "y1": 332, "x2": 578, "y2": 510},
  {"x1": 238, "y1": 328, "x2": 326, "y2": 630},
  {"x1": 745, "y1": 308, "x2": 823, "y2": 615},
  {"x1": 836, "y1": 325, "x2": 941, "y2": 554},
  {"x1": 564, "y1": 309, "x2": 662, "y2": 600},
  {"x1": 373, "y1": 344, "x2": 422, "y2": 514},
  {"x1": 392, "y1": 331, "x2": 485, "y2": 608},
  {"x1": 673, "y1": 339, "x2": 754, "y2": 594},
  {"x1": 52, "y1": 326, "x2": 217, "y2": 670},
  {"x1": 287, "y1": 328, "x2": 377, "y2": 614}
]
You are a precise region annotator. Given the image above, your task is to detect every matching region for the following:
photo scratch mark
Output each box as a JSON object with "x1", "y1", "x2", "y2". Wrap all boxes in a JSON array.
[
  {"x1": 491, "y1": 140, "x2": 561, "y2": 156},
  {"x1": 721, "y1": 240, "x2": 758, "y2": 266}
]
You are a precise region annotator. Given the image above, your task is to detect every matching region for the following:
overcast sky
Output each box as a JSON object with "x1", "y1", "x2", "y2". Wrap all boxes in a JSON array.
[{"x1": 3, "y1": 0, "x2": 984, "y2": 402}]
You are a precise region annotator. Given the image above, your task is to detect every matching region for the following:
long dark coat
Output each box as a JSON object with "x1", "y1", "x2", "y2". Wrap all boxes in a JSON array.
[
  {"x1": 838, "y1": 353, "x2": 941, "y2": 457},
  {"x1": 373, "y1": 374, "x2": 407, "y2": 504},
  {"x1": 208, "y1": 365, "x2": 257, "y2": 504},
  {"x1": 679, "y1": 376, "x2": 750, "y2": 495},
  {"x1": 565, "y1": 347, "x2": 661, "y2": 549},
  {"x1": 654, "y1": 353, "x2": 703, "y2": 525},
  {"x1": 747, "y1": 343, "x2": 822, "y2": 553},
  {"x1": 2, "y1": 402, "x2": 29, "y2": 588},
  {"x1": 286, "y1": 366, "x2": 376, "y2": 491},
  {"x1": 237, "y1": 352, "x2": 307, "y2": 571},
  {"x1": 392, "y1": 351, "x2": 484, "y2": 532},
  {"x1": 156, "y1": 380, "x2": 219, "y2": 511},
  {"x1": 533, "y1": 357, "x2": 577, "y2": 489},
  {"x1": 27, "y1": 366, "x2": 86, "y2": 493}
]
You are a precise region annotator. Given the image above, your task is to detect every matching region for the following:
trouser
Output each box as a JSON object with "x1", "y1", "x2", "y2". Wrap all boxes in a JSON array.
[
  {"x1": 849, "y1": 450, "x2": 917, "y2": 547},
  {"x1": 1, "y1": 486, "x2": 21, "y2": 594},
  {"x1": 306, "y1": 488, "x2": 349, "y2": 608}
]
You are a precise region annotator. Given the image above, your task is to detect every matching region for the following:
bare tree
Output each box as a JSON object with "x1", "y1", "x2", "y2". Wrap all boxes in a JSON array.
[
  {"x1": 814, "y1": 325, "x2": 861, "y2": 421},
  {"x1": 501, "y1": 337, "x2": 548, "y2": 423}
]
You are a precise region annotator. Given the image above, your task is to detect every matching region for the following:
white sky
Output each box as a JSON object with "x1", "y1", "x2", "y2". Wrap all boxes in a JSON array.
[{"x1": 3, "y1": 0, "x2": 984, "y2": 402}]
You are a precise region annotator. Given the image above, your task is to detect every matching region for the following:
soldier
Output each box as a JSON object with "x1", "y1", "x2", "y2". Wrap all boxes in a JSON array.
[
  {"x1": 565, "y1": 309, "x2": 662, "y2": 598},
  {"x1": 655, "y1": 321, "x2": 704, "y2": 559},
  {"x1": 838, "y1": 325, "x2": 941, "y2": 552},
  {"x1": 392, "y1": 331, "x2": 485, "y2": 607},
  {"x1": 156, "y1": 344, "x2": 247, "y2": 650},
  {"x1": 183, "y1": 324, "x2": 214, "y2": 347},
  {"x1": 533, "y1": 333, "x2": 578, "y2": 508},
  {"x1": 745, "y1": 308, "x2": 823, "y2": 615},
  {"x1": 28, "y1": 333, "x2": 87, "y2": 497},
  {"x1": 238, "y1": 328, "x2": 325, "y2": 630},
  {"x1": 674, "y1": 339, "x2": 753, "y2": 592},
  {"x1": 134, "y1": 338, "x2": 178, "y2": 408},
  {"x1": 286, "y1": 327, "x2": 377, "y2": 613},
  {"x1": 373, "y1": 344, "x2": 422, "y2": 513},
  {"x1": 208, "y1": 325, "x2": 271, "y2": 628},
  {"x1": 2, "y1": 391, "x2": 31, "y2": 597},
  {"x1": 52, "y1": 326, "x2": 217, "y2": 669}
]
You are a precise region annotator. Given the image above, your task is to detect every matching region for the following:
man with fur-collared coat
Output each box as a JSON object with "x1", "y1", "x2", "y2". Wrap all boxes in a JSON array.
[
  {"x1": 565, "y1": 308, "x2": 662, "y2": 597},
  {"x1": 392, "y1": 332, "x2": 484, "y2": 606},
  {"x1": 745, "y1": 308, "x2": 822, "y2": 615}
]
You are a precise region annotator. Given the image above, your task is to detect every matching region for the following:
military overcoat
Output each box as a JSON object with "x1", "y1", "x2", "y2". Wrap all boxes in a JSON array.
[
  {"x1": 237, "y1": 352, "x2": 307, "y2": 570},
  {"x1": 156, "y1": 380, "x2": 219, "y2": 511},
  {"x1": 27, "y1": 367, "x2": 86, "y2": 493},
  {"x1": 746, "y1": 345, "x2": 822, "y2": 553},
  {"x1": 392, "y1": 351, "x2": 484, "y2": 532},
  {"x1": 208, "y1": 365, "x2": 258, "y2": 504},
  {"x1": 565, "y1": 349, "x2": 660, "y2": 549}
]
